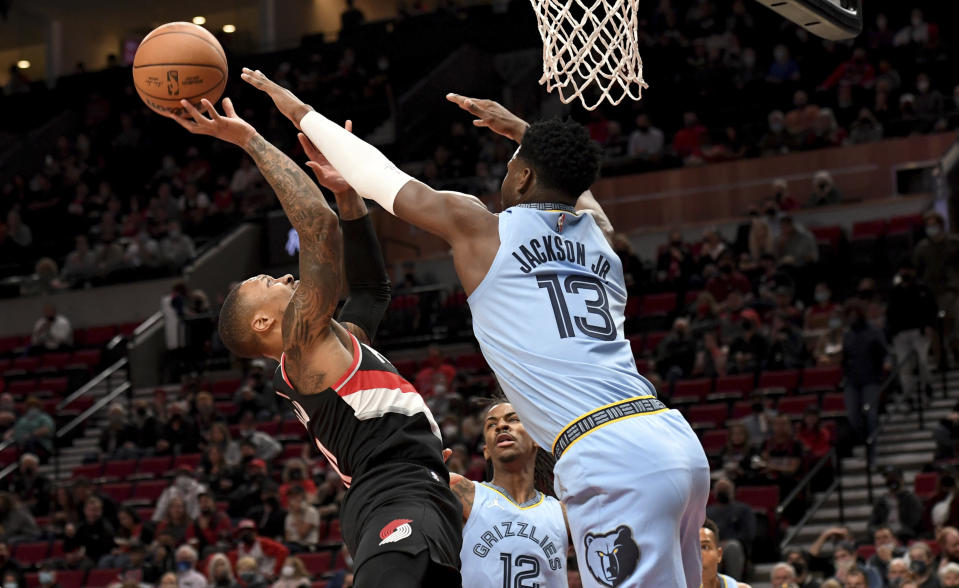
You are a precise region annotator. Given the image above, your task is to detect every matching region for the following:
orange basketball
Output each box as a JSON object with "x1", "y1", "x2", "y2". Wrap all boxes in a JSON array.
[{"x1": 132, "y1": 22, "x2": 228, "y2": 116}]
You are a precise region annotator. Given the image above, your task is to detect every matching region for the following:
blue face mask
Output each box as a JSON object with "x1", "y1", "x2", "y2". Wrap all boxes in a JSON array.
[
  {"x1": 38, "y1": 572, "x2": 53, "y2": 585},
  {"x1": 177, "y1": 561, "x2": 191, "y2": 573}
]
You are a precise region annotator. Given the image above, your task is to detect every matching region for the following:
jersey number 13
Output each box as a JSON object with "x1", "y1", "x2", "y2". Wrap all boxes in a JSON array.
[{"x1": 536, "y1": 274, "x2": 616, "y2": 341}]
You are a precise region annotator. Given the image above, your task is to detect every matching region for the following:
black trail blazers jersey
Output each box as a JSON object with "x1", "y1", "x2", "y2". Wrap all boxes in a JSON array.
[{"x1": 273, "y1": 331, "x2": 445, "y2": 487}]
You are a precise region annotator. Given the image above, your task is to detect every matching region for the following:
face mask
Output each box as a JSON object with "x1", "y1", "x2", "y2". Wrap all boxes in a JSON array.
[
  {"x1": 176, "y1": 476, "x2": 191, "y2": 490},
  {"x1": 927, "y1": 225, "x2": 942, "y2": 239},
  {"x1": 828, "y1": 318, "x2": 843, "y2": 330},
  {"x1": 442, "y1": 425, "x2": 458, "y2": 439},
  {"x1": 791, "y1": 561, "x2": 806, "y2": 576},
  {"x1": 38, "y1": 572, "x2": 53, "y2": 585},
  {"x1": 717, "y1": 490, "x2": 731, "y2": 504},
  {"x1": 774, "y1": 48, "x2": 787, "y2": 61},
  {"x1": 918, "y1": 81, "x2": 930, "y2": 93},
  {"x1": 943, "y1": 475, "x2": 956, "y2": 488},
  {"x1": 912, "y1": 16, "x2": 922, "y2": 27},
  {"x1": 743, "y1": 54, "x2": 756, "y2": 68},
  {"x1": 721, "y1": 265, "x2": 734, "y2": 274},
  {"x1": 741, "y1": 320, "x2": 753, "y2": 331},
  {"x1": 242, "y1": 534, "x2": 256, "y2": 546},
  {"x1": 177, "y1": 561, "x2": 191, "y2": 572},
  {"x1": 239, "y1": 572, "x2": 256, "y2": 583},
  {"x1": 888, "y1": 481, "x2": 901, "y2": 492},
  {"x1": 836, "y1": 558, "x2": 855, "y2": 571},
  {"x1": 282, "y1": 565, "x2": 295, "y2": 578},
  {"x1": 858, "y1": 289, "x2": 875, "y2": 300},
  {"x1": 765, "y1": 209, "x2": 777, "y2": 218},
  {"x1": 815, "y1": 291, "x2": 829, "y2": 303},
  {"x1": 769, "y1": 122, "x2": 784, "y2": 133},
  {"x1": 4, "y1": 583, "x2": 17, "y2": 588},
  {"x1": 911, "y1": 559, "x2": 928, "y2": 575}
]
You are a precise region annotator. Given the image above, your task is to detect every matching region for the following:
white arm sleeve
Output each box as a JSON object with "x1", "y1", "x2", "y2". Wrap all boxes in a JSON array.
[{"x1": 299, "y1": 110, "x2": 413, "y2": 214}]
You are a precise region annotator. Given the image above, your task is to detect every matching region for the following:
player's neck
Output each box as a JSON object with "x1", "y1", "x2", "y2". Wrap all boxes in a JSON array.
[
  {"x1": 519, "y1": 191, "x2": 576, "y2": 207},
  {"x1": 490, "y1": 464, "x2": 538, "y2": 505},
  {"x1": 702, "y1": 572, "x2": 722, "y2": 588}
]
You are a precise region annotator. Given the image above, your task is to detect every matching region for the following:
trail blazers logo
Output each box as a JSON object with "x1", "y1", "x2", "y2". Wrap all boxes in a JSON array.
[
  {"x1": 584, "y1": 525, "x2": 640, "y2": 587},
  {"x1": 379, "y1": 519, "x2": 413, "y2": 546},
  {"x1": 166, "y1": 70, "x2": 180, "y2": 96}
]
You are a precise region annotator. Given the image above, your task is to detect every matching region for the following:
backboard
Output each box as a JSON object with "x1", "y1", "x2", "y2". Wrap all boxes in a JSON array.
[{"x1": 752, "y1": 0, "x2": 863, "y2": 40}]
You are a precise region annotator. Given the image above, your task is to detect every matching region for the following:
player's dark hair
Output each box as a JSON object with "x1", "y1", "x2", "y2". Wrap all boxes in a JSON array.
[
  {"x1": 218, "y1": 283, "x2": 259, "y2": 358},
  {"x1": 483, "y1": 395, "x2": 557, "y2": 498},
  {"x1": 518, "y1": 119, "x2": 601, "y2": 202},
  {"x1": 703, "y1": 518, "x2": 721, "y2": 543}
]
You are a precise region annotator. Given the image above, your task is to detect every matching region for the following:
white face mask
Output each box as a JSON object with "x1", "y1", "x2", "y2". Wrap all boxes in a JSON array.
[
  {"x1": 927, "y1": 225, "x2": 942, "y2": 239},
  {"x1": 282, "y1": 565, "x2": 295, "y2": 577}
]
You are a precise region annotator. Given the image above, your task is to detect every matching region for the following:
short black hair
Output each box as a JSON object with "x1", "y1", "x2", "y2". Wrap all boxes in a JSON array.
[
  {"x1": 702, "y1": 518, "x2": 720, "y2": 543},
  {"x1": 218, "y1": 283, "x2": 259, "y2": 358},
  {"x1": 518, "y1": 119, "x2": 601, "y2": 201}
]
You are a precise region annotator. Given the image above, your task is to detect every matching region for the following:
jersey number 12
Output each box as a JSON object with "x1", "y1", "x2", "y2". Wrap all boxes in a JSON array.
[
  {"x1": 500, "y1": 552, "x2": 540, "y2": 588},
  {"x1": 537, "y1": 274, "x2": 616, "y2": 341}
]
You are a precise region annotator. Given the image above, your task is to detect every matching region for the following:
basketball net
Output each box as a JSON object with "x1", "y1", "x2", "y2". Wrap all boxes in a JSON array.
[{"x1": 531, "y1": 0, "x2": 646, "y2": 111}]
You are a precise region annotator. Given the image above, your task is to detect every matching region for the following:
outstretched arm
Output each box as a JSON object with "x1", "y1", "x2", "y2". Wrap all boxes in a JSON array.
[
  {"x1": 170, "y1": 99, "x2": 342, "y2": 369},
  {"x1": 242, "y1": 69, "x2": 499, "y2": 293},
  {"x1": 449, "y1": 473, "x2": 475, "y2": 524},
  {"x1": 298, "y1": 130, "x2": 391, "y2": 345}
]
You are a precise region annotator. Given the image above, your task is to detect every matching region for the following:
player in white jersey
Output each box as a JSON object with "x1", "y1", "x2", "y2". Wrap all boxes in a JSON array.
[
  {"x1": 450, "y1": 401, "x2": 569, "y2": 588},
  {"x1": 246, "y1": 70, "x2": 709, "y2": 588},
  {"x1": 701, "y1": 520, "x2": 751, "y2": 588}
]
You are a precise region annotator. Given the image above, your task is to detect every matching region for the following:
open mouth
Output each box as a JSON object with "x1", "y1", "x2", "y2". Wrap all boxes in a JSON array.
[{"x1": 495, "y1": 433, "x2": 516, "y2": 448}]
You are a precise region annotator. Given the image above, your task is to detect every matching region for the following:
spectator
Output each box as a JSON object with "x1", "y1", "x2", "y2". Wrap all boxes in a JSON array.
[
  {"x1": 828, "y1": 541, "x2": 882, "y2": 587},
  {"x1": 279, "y1": 459, "x2": 317, "y2": 508},
  {"x1": 674, "y1": 111, "x2": 706, "y2": 161},
  {"x1": 771, "y1": 179, "x2": 800, "y2": 212},
  {"x1": 202, "y1": 444, "x2": 236, "y2": 499},
  {"x1": 71, "y1": 476, "x2": 119, "y2": 527},
  {"x1": 208, "y1": 553, "x2": 236, "y2": 588},
  {"x1": 36, "y1": 564, "x2": 60, "y2": 588},
  {"x1": 776, "y1": 216, "x2": 819, "y2": 269},
  {"x1": 869, "y1": 467, "x2": 923, "y2": 541},
  {"x1": 0, "y1": 540, "x2": 24, "y2": 588},
  {"x1": 7, "y1": 452, "x2": 52, "y2": 516},
  {"x1": 767, "y1": 44, "x2": 800, "y2": 83},
  {"x1": 99, "y1": 402, "x2": 139, "y2": 460},
  {"x1": 156, "y1": 402, "x2": 201, "y2": 456},
  {"x1": 414, "y1": 346, "x2": 458, "y2": 399},
  {"x1": 842, "y1": 568, "x2": 869, "y2": 588},
  {"x1": 30, "y1": 304, "x2": 73, "y2": 352},
  {"x1": 796, "y1": 405, "x2": 832, "y2": 460},
  {"x1": 888, "y1": 260, "x2": 936, "y2": 406},
  {"x1": 760, "y1": 110, "x2": 794, "y2": 155},
  {"x1": 867, "y1": 526, "x2": 906, "y2": 581},
  {"x1": 820, "y1": 48, "x2": 875, "y2": 90},
  {"x1": 115, "y1": 505, "x2": 151, "y2": 548},
  {"x1": 847, "y1": 108, "x2": 884, "y2": 144},
  {"x1": 927, "y1": 474, "x2": 959, "y2": 531},
  {"x1": 705, "y1": 478, "x2": 753, "y2": 580},
  {"x1": 0, "y1": 491, "x2": 40, "y2": 541},
  {"x1": 174, "y1": 545, "x2": 208, "y2": 588},
  {"x1": 159, "y1": 221, "x2": 196, "y2": 267},
  {"x1": 760, "y1": 416, "x2": 804, "y2": 513},
  {"x1": 656, "y1": 229, "x2": 694, "y2": 288},
  {"x1": 0, "y1": 394, "x2": 16, "y2": 437},
  {"x1": 186, "y1": 491, "x2": 232, "y2": 555},
  {"x1": 247, "y1": 484, "x2": 286, "y2": 539},
  {"x1": 700, "y1": 227, "x2": 729, "y2": 269},
  {"x1": 655, "y1": 318, "x2": 697, "y2": 382},
  {"x1": 627, "y1": 114, "x2": 664, "y2": 160},
  {"x1": 888, "y1": 558, "x2": 911, "y2": 586},
  {"x1": 842, "y1": 301, "x2": 887, "y2": 459},
  {"x1": 707, "y1": 251, "x2": 751, "y2": 304},
  {"x1": 158, "y1": 572, "x2": 179, "y2": 588},
  {"x1": 856, "y1": 278, "x2": 887, "y2": 330},
  {"x1": 153, "y1": 465, "x2": 205, "y2": 524},
  {"x1": 130, "y1": 399, "x2": 158, "y2": 451},
  {"x1": 907, "y1": 542, "x2": 939, "y2": 588},
  {"x1": 234, "y1": 411, "x2": 282, "y2": 462},
  {"x1": 64, "y1": 495, "x2": 116, "y2": 565},
  {"x1": 940, "y1": 563, "x2": 959, "y2": 588},
  {"x1": 272, "y1": 556, "x2": 311, "y2": 588},
  {"x1": 915, "y1": 73, "x2": 944, "y2": 119},
  {"x1": 727, "y1": 308, "x2": 767, "y2": 374},
  {"x1": 786, "y1": 91, "x2": 821, "y2": 137},
  {"x1": 284, "y1": 484, "x2": 320, "y2": 553},
  {"x1": 233, "y1": 519, "x2": 289, "y2": 580},
  {"x1": 771, "y1": 562, "x2": 797, "y2": 587},
  {"x1": 229, "y1": 458, "x2": 273, "y2": 518},
  {"x1": 194, "y1": 391, "x2": 222, "y2": 432},
  {"x1": 942, "y1": 528, "x2": 959, "y2": 568},
  {"x1": 935, "y1": 403, "x2": 959, "y2": 460},
  {"x1": 914, "y1": 212, "x2": 959, "y2": 366},
  {"x1": 808, "y1": 171, "x2": 842, "y2": 208},
  {"x1": 234, "y1": 556, "x2": 270, "y2": 588},
  {"x1": 6, "y1": 209, "x2": 32, "y2": 247},
  {"x1": 340, "y1": 0, "x2": 365, "y2": 32},
  {"x1": 748, "y1": 218, "x2": 775, "y2": 260},
  {"x1": 6, "y1": 396, "x2": 55, "y2": 459},
  {"x1": 783, "y1": 547, "x2": 820, "y2": 588},
  {"x1": 155, "y1": 494, "x2": 192, "y2": 545},
  {"x1": 805, "y1": 283, "x2": 838, "y2": 332}
]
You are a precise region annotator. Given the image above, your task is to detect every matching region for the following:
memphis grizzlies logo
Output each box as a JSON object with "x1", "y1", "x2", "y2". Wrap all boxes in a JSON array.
[{"x1": 584, "y1": 525, "x2": 640, "y2": 587}]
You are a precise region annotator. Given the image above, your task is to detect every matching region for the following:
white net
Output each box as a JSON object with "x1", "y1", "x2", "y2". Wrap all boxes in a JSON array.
[{"x1": 531, "y1": 0, "x2": 646, "y2": 110}]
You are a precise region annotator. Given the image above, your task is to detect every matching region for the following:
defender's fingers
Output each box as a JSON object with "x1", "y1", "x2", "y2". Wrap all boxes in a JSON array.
[
  {"x1": 222, "y1": 98, "x2": 238, "y2": 118},
  {"x1": 200, "y1": 99, "x2": 220, "y2": 120},
  {"x1": 344, "y1": 120, "x2": 353, "y2": 133},
  {"x1": 179, "y1": 100, "x2": 210, "y2": 124}
]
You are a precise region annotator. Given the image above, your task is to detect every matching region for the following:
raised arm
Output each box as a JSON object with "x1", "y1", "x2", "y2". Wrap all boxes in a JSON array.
[
  {"x1": 242, "y1": 69, "x2": 499, "y2": 293},
  {"x1": 170, "y1": 98, "x2": 342, "y2": 365},
  {"x1": 449, "y1": 473, "x2": 475, "y2": 524}
]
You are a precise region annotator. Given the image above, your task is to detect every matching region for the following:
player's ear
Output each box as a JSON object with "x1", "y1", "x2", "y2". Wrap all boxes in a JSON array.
[
  {"x1": 717, "y1": 544, "x2": 723, "y2": 563},
  {"x1": 483, "y1": 444, "x2": 490, "y2": 461},
  {"x1": 251, "y1": 310, "x2": 275, "y2": 334},
  {"x1": 516, "y1": 165, "x2": 533, "y2": 195}
]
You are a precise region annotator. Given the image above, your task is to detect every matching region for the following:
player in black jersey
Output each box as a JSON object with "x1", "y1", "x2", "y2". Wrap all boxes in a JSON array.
[{"x1": 170, "y1": 99, "x2": 462, "y2": 587}]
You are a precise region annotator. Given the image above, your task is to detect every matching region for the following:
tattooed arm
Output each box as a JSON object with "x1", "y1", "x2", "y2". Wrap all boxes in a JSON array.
[
  {"x1": 170, "y1": 98, "x2": 346, "y2": 384},
  {"x1": 449, "y1": 473, "x2": 476, "y2": 524}
]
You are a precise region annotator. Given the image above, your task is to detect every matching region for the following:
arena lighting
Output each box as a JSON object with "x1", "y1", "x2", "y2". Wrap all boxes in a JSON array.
[
  {"x1": 192, "y1": 15, "x2": 206, "y2": 25},
  {"x1": 222, "y1": 24, "x2": 236, "y2": 33},
  {"x1": 16, "y1": 60, "x2": 30, "y2": 69}
]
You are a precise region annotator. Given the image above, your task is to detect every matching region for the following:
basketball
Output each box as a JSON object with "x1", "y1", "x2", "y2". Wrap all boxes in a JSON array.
[{"x1": 132, "y1": 22, "x2": 228, "y2": 116}]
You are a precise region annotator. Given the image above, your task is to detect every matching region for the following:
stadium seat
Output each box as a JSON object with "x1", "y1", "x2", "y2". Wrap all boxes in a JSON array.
[
  {"x1": 710, "y1": 374, "x2": 754, "y2": 400},
  {"x1": 131, "y1": 480, "x2": 168, "y2": 502},
  {"x1": 173, "y1": 453, "x2": 202, "y2": 470},
  {"x1": 312, "y1": 583, "x2": 328, "y2": 588},
  {"x1": 281, "y1": 420, "x2": 304, "y2": 437},
  {"x1": 80, "y1": 326, "x2": 118, "y2": 346},
  {"x1": 391, "y1": 359, "x2": 418, "y2": 379},
  {"x1": 8, "y1": 379, "x2": 37, "y2": 396},
  {"x1": 40, "y1": 352, "x2": 73, "y2": 371},
  {"x1": 86, "y1": 569, "x2": 123, "y2": 588},
  {"x1": 212, "y1": 378, "x2": 242, "y2": 398},
  {"x1": 857, "y1": 544, "x2": 876, "y2": 561},
  {"x1": 736, "y1": 485, "x2": 780, "y2": 535},
  {"x1": 852, "y1": 220, "x2": 887, "y2": 239},
  {"x1": 687, "y1": 404, "x2": 728, "y2": 429},
  {"x1": 731, "y1": 401, "x2": 753, "y2": 420},
  {"x1": 810, "y1": 225, "x2": 843, "y2": 250},
  {"x1": 701, "y1": 429, "x2": 728, "y2": 457},
  {"x1": 0, "y1": 336, "x2": 23, "y2": 354},
  {"x1": 136, "y1": 456, "x2": 171, "y2": 477},
  {"x1": 71, "y1": 349, "x2": 102, "y2": 368},
  {"x1": 23, "y1": 573, "x2": 39, "y2": 588},
  {"x1": 38, "y1": 376, "x2": 68, "y2": 394},
  {"x1": 643, "y1": 331, "x2": 668, "y2": 355},
  {"x1": 332, "y1": 544, "x2": 348, "y2": 569},
  {"x1": 914, "y1": 472, "x2": 939, "y2": 500},
  {"x1": 282, "y1": 444, "x2": 306, "y2": 460},
  {"x1": 456, "y1": 353, "x2": 488, "y2": 371},
  {"x1": 641, "y1": 293, "x2": 678, "y2": 316},
  {"x1": 821, "y1": 393, "x2": 846, "y2": 417},
  {"x1": 103, "y1": 460, "x2": 138, "y2": 480},
  {"x1": 214, "y1": 401, "x2": 238, "y2": 417},
  {"x1": 51, "y1": 570, "x2": 84, "y2": 588},
  {"x1": 101, "y1": 482, "x2": 133, "y2": 503},
  {"x1": 118, "y1": 322, "x2": 141, "y2": 336},
  {"x1": 72, "y1": 462, "x2": 103, "y2": 479},
  {"x1": 671, "y1": 378, "x2": 711, "y2": 405},
  {"x1": 801, "y1": 366, "x2": 842, "y2": 392},
  {"x1": 136, "y1": 507, "x2": 155, "y2": 521},
  {"x1": 256, "y1": 421, "x2": 280, "y2": 436},
  {"x1": 777, "y1": 394, "x2": 819, "y2": 417},
  {"x1": 0, "y1": 446, "x2": 19, "y2": 467},
  {"x1": 757, "y1": 370, "x2": 800, "y2": 394},
  {"x1": 628, "y1": 335, "x2": 644, "y2": 357},
  {"x1": 12, "y1": 356, "x2": 41, "y2": 371},
  {"x1": 12, "y1": 541, "x2": 49, "y2": 565},
  {"x1": 326, "y1": 519, "x2": 343, "y2": 543},
  {"x1": 49, "y1": 541, "x2": 64, "y2": 559},
  {"x1": 299, "y1": 551, "x2": 333, "y2": 575}
]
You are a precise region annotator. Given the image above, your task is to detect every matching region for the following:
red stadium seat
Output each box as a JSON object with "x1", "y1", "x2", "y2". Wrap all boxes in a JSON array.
[
  {"x1": 914, "y1": 472, "x2": 939, "y2": 500},
  {"x1": 81, "y1": 326, "x2": 118, "y2": 346},
  {"x1": 628, "y1": 335, "x2": 644, "y2": 357},
  {"x1": 72, "y1": 462, "x2": 103, "y2": 480},
  {"x1": 101, "y1": 482, "x2": 133, "y2": 503},
  {"x1": 299, "y1": 551, "x2": 332, "y2": 575},
  {"x1": 281, "y1": 420, "x2": 304, "y2": 437},
  {"x1": 736, "y1": 485, "x2": 780, "y2": 535},
  {"x1": 282, "y1": 444, "x2": 306, "y2": 460},
  {"x1": 851, "y1": 219, "x2": 887, "y2": 239},
  {"x1": 701, "y1": 429, "x2": 728, "y2": 456},
  {"x1": 801, "y1": 366, "x2": 842, "y2": 391},
  {"x1": 40, "y1": 352, "x2": 73, "y2": 371},
  {"x1": 687, "y1": 404, "x2": 728, "y2": 429},
  {"x1": 332, "y1": 544, "x2": 348, "y2": 568},
  {"x1": 212, "y1": 378, "x2": 242, "y2": 398},
  {"x1": 857, "y1": 544, "x2": 876, "y2": 561},
  {"x1": 685, "y1": 290, "x2": 703, "y2": 305},
  {"x1": 888, "y1": 214, "x2": 922, "y2": 235},
  {"x1": 257, "y1": 421, "x2": 280, "y2": 436},
  {"x1": 810, "y1": 225, "x2": 843, "y2": 249},
  {"x1": 136, "y1": 508, "x2": 155, "y2": 521},
  {"x1": 131, "y1": 480, "x2": 168, "y2": 502},
  {"x1": 215, "y1": 401, "x2": 238, "y2": 417},
  {"x1": 103, "y1": 460, "x2": 138, "y2": 480},
  {"x1": 777, "y1": 394, "x2": 819, "y2": 417},
  {"x1": 821, "y1": 393, "x2": 846, "y2": 416},
  {"x1": 12, "y1": 542, "x2": 49, "y2": 565},
  {"x1": 71, "y1": 349, "x2": 102, "y2": 368},
  {"x1": 52, "y1": 570, "x2": 84, "y2": 588},
  {"x1": 715, "y1": 374, "x2": 754, "y2": 395},
  {"x1": 38, "y1": 376, "x2": 68, "y2": 394},
  {"x1": 326, "y1": 519, "x2": 343, "y2": 543},
  {"x1": 758, "y1": 370, "x2": 800, "y2": 393},
  {"x1": 312, "y1": 582, "x2": 328, "y2": 588},
  {"x1": 731, "y1": 401, "x2": 753, "y2": 420},
  {"x1": 173, "y1": 453, "x2": 202, "y2": 470},
  {"x1": 49, "y1": 541, "x2": 64, "y2": 559},
  {"x1": 86, "y1": 569, "x2": 123, "y2": 588},
  {"x1": 672, "y1": 378, "x2": 711, "y2": 405},
  {"x1": 23, "y1": 573, "x2": 39, "y2": 588},
  {"x1": 624, "y1": 297, "x2": 641, "y2": 319},
  {"x1": 0, "y1": 336, "x2": 23, "y2": 354},
  {"x1": 456, "y1": 353, "x2": 488, "y2": 371},
  {"x1": 12, "y1": 356, "x2": 40, "y2": 371},
  {"x1": 391, "y1": 360, "x2": 418, "y2": 379},
  {"x1": 8, "y1": 379, "x2": 37, "y2": 396},
  {"x1": 643, "y1": 331, "x2": 668, "y2": 355},
  {"x1": 136, "y1": 456, "x2": 172, "y2": 477},
  {"x1": 118, "y1": 322, "x2": 141, "y2": 336},
  {"x1": 640, "y1": 293, "x2": 677, "y2": 316}
]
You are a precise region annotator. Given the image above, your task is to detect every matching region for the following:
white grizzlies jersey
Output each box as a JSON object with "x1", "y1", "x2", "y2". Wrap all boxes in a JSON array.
[
  {"x1": 461, "y1": 482, "x2": 569, "y2": 588},
  {"x1": 468, "y1": 204, "x2": 656, "y2": 448}
]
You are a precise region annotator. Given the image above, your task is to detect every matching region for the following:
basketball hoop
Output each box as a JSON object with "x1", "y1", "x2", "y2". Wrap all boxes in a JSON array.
[{"x1": 531, "y1": 0, "x2": 646, "y2": 111}]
